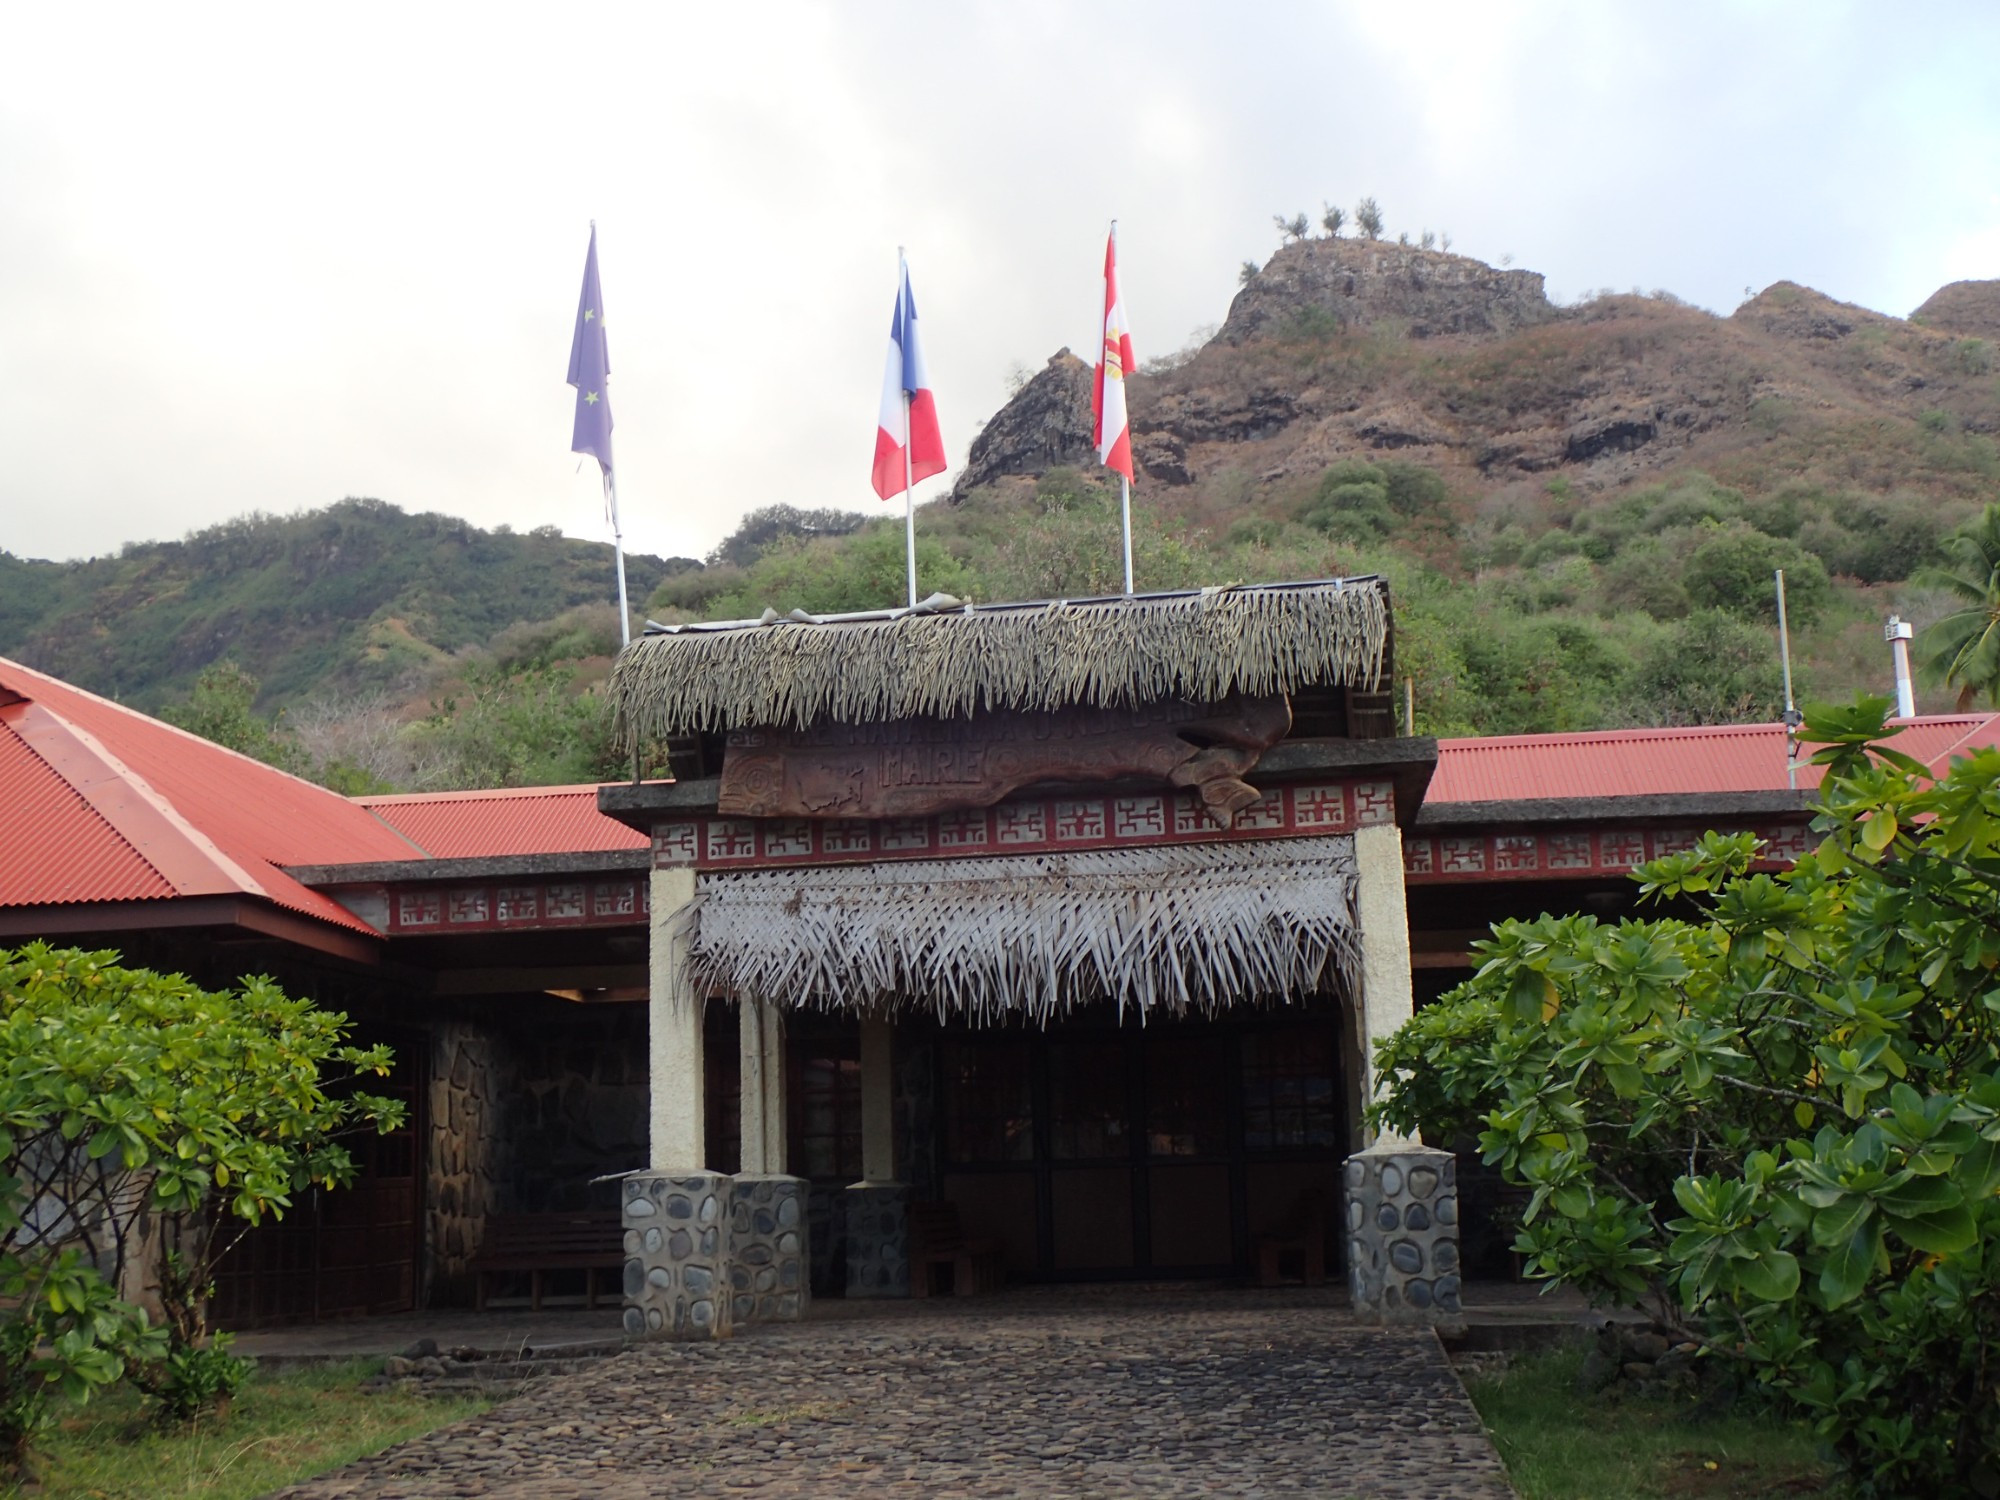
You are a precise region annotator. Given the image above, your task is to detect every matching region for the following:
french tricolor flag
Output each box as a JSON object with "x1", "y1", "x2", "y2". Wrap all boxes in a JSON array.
[{"x1": 871, "y1": 256, "x2": 947, "y2": 500}]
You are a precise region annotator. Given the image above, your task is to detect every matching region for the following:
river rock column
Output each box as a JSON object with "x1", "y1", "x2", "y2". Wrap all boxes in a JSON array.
[
  {"x1": 1345, "y1": 1142, "x2": 1462, "y2": 1326},
  {"x1": 623, "y1": 1172, "x2": 734, "y2": 1339},
  {"x1": 729, "y1": 1174, "x2": 808, "y2": 1323},
  {"x1": 623, "y1": 860, "x2": 735, "y2": 1340},
  {"x1": 846, "y1": 1014, "x2": 910, "y2": 1297}
]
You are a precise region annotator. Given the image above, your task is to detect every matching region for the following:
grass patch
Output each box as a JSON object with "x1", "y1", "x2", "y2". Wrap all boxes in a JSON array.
[
  {"x1": 19, "y1": 1359, "x2": 490, "y2": 1500},
  {"x1": 1466, "y1": 1346, "x2": 1840, "y2": 1499}
]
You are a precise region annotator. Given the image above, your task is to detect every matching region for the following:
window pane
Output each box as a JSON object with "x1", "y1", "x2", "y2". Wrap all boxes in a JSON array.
[
  {"x1": 941, "y1": 1037, "x2": 1034, "y2": 1163},
  {"x1": 1049, "y1": 1041, "x2": 1127, "y2": 1160},
  {"x1": 1146, "y1": 1034, "x2": 1228, "y2": 1157},
  {"x1": 1240, "y1": 1027, "x2": 1339, "y2": 1152}
]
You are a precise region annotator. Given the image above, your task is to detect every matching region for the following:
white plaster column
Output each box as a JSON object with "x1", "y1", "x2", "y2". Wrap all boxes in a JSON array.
[
  {"x1": 1352, "y1": 820, "x2": 1418, "y2": 1147},
  {"x1": 648, "y1": 865, "x2": 704, "y2": 1170},
  {"x1": 738, "y1": 998, "x2": 788, "y2": 1175},
  {"x1": 760, "y1": 1000, "x2": 787, "y2": 1174},
  {"x1": 858, "y1": 1014, "x2": 896, "y2": 1183}
]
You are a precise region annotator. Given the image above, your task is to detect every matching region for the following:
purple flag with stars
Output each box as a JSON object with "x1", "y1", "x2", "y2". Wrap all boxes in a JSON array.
[{"x1": 568, "y1": 225, "x2": 613, "y2": 482}]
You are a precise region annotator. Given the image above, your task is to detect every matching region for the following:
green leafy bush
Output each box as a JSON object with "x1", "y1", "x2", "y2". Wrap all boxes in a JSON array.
[
  {"x1": 1682, "y1": 525, "x2": 1830, "y2": 623},
  {"x1": 1371, "y1": 699, "x2": 2000, "y2": 1497},
  {"x1": 0, "y1": 946, "x2": 402, "y2": 1466},
  {"x1": 134, "y1": 1330, "x2": 251, "y2": 1428}
]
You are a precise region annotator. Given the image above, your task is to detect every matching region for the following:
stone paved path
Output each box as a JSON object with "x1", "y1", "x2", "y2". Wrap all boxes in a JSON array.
[{"x1": 275, "y1": 1288, "x2": 1513, "y2": 1499}]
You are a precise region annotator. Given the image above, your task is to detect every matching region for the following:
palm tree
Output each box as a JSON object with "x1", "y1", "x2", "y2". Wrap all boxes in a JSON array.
[{"x1": 1916, "y1": 504, "x2": 2000, "y2": 708}]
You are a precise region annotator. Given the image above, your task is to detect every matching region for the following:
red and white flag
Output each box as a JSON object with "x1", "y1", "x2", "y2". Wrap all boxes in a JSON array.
[
  {"x1": 1092, "y1": 229, "x2": 1137, "y2": 481},
  {"x1": 871, "y1": 257, "x2": 947, "y2": 500}
]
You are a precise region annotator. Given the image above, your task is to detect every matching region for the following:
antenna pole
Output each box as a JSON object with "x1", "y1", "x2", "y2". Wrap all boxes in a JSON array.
[{"x1": 1776, "y1": 569, "x2": 1799, "y2": 789}]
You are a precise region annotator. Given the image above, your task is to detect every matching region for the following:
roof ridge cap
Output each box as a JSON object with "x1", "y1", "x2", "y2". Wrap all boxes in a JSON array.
[{"x1": 2, "y1": 698, "x2": 271, "y2": 899}]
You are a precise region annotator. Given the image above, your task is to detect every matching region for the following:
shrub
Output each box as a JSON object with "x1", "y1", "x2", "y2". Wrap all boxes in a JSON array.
[
  {"x1": 1371, "y1": 699, "x2": 2000, "y2": 1496},
  {"x1": 1682, "y1": 525, "x2": 1830, "y2": 624},
  {"x1": 1619, "y1": 608, "x2": 1786, "y2": 723},
  {"x1": 133, "y1": 1329, "x2": 252, "y2": 1428},
  {"x1": 0, "y1": 947, "x2": 401, "y2": 1467}
]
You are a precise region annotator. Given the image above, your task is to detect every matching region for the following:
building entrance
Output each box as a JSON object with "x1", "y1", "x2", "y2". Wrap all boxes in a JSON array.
[{"x1": 933, "y1": 1006, "x2": 1348, "y2": 1282}]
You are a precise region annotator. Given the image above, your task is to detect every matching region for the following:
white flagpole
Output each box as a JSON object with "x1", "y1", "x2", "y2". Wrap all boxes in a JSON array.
[
  {"x1": 1120, "y1": 473, "x2": 1133, "y2": 597},
  {"x1": 608, "y1": 474, "x2": 632, "y2": 648},
  {"x1": 1112, "y1": 220, "x2": 1135, "y2": 595},
  {"x1": 900, "y1": 247, "x2": 918, "y2": 610}
]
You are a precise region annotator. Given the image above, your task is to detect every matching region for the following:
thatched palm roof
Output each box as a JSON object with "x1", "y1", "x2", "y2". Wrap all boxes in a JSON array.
[
  {"x1": 678, "y1": 835, "x2": 1360, "y2": 1023},
  {"x1": 613, "y1": 578, "x2": 1390, "y2": 737}
]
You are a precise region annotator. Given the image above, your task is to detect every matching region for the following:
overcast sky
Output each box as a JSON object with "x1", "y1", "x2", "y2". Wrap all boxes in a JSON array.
[{"x1": 3, "y1": 2, "x2": 1997, "y2": 567}]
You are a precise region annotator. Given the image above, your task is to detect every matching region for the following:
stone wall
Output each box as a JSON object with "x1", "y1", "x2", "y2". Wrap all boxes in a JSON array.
[
  {"x1": 425, "y1": 1022, "x2": 502, "y2": 1305},
  {"x1": 497, "y1": 1007, "x2": 649, "y2": 1214},
  {"x1": 425, "y1": 1005, "x2": 650, "y2": 1306}
]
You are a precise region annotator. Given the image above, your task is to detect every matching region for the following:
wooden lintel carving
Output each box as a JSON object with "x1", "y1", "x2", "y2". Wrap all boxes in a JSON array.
[{"x1": 717, "y1": 695, "x2": 1293, "y2": 824}]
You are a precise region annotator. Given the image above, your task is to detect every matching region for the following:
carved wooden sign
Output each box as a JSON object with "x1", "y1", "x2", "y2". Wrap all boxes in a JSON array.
[{"x1": 718, "y1": 695, "x2": 1292, "y2": 824}]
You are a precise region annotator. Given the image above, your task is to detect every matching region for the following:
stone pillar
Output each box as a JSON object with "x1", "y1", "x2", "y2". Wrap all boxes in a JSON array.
[
  {"x1": 622, "y1": 1172, "x2": 733, "y2": 1339},
  {"x1": 1352, "y1": 820, "x2": 1418, "y2": 1146},
  {"x1": 624, "y1": 864, "x2": 734, "y2": 1339},
  {"x1": 846, "y1": 1014, "x2": 909, "y2": 1297},
  {"x1": 732, "y1": 1000, "x2": 807, "y2": 1323},
  {"x1": 729, "y1": 1174, "x2": 808, "y2": 1324},
  {"x1": 1345, "y1": 1143, "x2": 1461, "y2": 1326}
]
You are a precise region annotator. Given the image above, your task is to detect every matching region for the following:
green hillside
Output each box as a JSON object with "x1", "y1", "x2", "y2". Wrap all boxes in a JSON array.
[{"x1": 0, "y1": 499, "x2": 694, "y2": 712}]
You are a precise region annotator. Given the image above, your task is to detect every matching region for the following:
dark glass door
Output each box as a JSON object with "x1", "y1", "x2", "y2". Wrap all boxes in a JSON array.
[{"x1": 937, "y1": 1010, "x2": 1347, "y2": 1280}]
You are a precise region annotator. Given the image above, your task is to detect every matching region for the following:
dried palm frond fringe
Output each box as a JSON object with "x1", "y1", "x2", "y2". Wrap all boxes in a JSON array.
[
  {"x1": 678, "y1": 835, "x2": 1360, "y2": 1024},
  {"x1": 613, "y1": 578, "x2": 1390, "y2": 738}
]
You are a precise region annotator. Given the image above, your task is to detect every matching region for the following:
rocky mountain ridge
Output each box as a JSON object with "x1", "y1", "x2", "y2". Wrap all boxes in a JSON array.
[{"x1": 953, "y1": 235, "x2": 2000, "y2": 513}]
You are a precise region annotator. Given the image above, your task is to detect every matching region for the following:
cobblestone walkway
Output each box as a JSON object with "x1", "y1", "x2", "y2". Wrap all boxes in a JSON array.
[{"x1": 276, "y1": 1288, "x2": 1513, "y2": 1499}]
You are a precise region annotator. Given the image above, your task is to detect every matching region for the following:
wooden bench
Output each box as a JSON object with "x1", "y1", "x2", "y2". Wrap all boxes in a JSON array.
[
  {"x1": 471, "y1": 1212, "x2": 624, "y2": 1310},
  {"x1": 908, "y1": 1201, "x2": 1006, "y2": 1298}
]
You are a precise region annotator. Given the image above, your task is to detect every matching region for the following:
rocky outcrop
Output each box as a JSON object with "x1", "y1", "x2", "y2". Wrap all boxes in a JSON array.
[
  {"x1": 950, "y1": 350, "x2": 1097, "y2": 501},
  {"x1": 1913, "y1": 279, "x2": 2000, "y2": 341},
  {"x1": 1731, "y1": 281, "x2": 1896, "y2": 343},
  {"x1": 948, "y1": 250, "x2": 2000, "y2": 508},
  {"x1": 1222, "y1": 237, "x2": 1559, "y2": 344}
]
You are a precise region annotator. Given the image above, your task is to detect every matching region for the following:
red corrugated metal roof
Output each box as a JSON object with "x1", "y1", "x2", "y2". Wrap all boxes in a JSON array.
[
  {"x1": 0, "y1": 656, "x2": 420, "y2": 936},
  {"x1": 0, "y1": 720, "x2": 173, "y2": 905},
  {"x1": 1430, "y1": 715, "x2": 2000, "y2": 804},
  {"x1": 360, "y1": 786, "x2": 647, "y2": 859}
]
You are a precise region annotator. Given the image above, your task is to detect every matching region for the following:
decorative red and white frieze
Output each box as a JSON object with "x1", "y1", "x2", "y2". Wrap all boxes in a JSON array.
[
  {"x1": 388, "y1": 877, "x2": 649, "y2": 935},
  {"x1": 1401, "y1": 820, "x2": 1814, "y2": 884},
  {"x1": 653, "y1": 779, "x2": 1399, "y2": 871}
]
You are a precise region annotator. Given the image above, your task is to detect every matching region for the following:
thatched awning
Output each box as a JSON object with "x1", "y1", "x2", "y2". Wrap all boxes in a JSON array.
[
  {"x1": 614, "y1": 578, "x2": 1390, "y2": 737},
  {"x1": 679, "y1": 835, "x2": 1359, "y2": 1024}
]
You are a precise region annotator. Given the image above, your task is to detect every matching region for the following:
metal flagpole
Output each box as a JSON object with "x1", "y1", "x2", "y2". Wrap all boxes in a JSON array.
[
  {"x1": 900, "y1": 248, "x2": 918, "y2": 609},
  {"x1": 608, "y1": 473, "x2": 632, "y2": 648},
  {"x1": 904, "y1": 390, "x2": 917, "y2": 609},
  {"x1": 1120, "y1": 475, "x2": 1133, "y2": 596},
  {"x1": 1114, "y1": 221, "x2": 1134, "y2": 596}
]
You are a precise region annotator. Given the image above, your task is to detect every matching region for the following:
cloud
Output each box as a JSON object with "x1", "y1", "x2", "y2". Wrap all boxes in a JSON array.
[{"x1": 1, "y1": 2, "x2": 1996, "y2": 572}]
